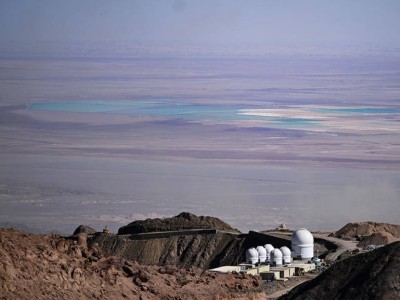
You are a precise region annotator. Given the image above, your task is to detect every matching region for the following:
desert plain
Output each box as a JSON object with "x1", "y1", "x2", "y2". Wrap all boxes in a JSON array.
[{"x1": 0, "y1": 44, "x2": 399, "y2": 234}]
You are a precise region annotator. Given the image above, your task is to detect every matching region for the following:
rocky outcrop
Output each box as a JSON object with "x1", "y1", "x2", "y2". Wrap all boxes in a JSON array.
[
  {"x1": 331, "y1": 221, "x2": 400, "y2": 240},
  {"x1": 118, "y1": 212, "x2": 240, "y2": 235},
  {"x1": 72, "y1": 225, "x2": 97, "y2": 235},
  {"x1": 282, "y1": 241, "x2": 400, "y2": 300},
  {"x1": 358, "y1": 231, "x2": 400, "y2": 247},
  {"x1": 90, "y1": 230, "x2": 246, "y2": 270}
]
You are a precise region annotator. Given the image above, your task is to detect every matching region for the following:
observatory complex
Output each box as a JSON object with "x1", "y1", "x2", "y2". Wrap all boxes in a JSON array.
[{"x1": 210, "y1": 228, "x2": 319, "y2": 281}]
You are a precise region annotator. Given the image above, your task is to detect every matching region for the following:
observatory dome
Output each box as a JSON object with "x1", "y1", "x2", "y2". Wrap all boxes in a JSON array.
[
  {"x1": 264, "y1": 244, "x2": 274, "y2": 253},
  {"x1": 291, "y1": 228, "x2": 314, "y2": 245},
  {"x1": 246, "y1": 248, "x2": 259, "y2": 264},
  {"x1": 270, "y1": 248, "x2": 283, "y2": 266},
  {"x1": 256, "y1": 246, "x2": 267, "y2": 263},
  {"x1": 291, "y1": 228, "x2": 314, "y2": 260},
  {"x1": 280, "y1": 246, "x2": 292, "y2": 264},
  {"x1": 264, "y1": 244, "x2": 274, "y2": 261}
]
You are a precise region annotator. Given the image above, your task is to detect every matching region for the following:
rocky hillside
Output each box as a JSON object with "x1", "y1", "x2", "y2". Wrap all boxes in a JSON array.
[
  {"x1": 331, "y1": 222, "x2": 400, "y2": 247},
  {"x1": 358, "y1": 231, "x2": 400, "y2": 247},
  {"x1": 281, "y1": 241, "x2": 400, "y2": 299},
  {"x1": 332, "y1": 221, "x2": 400, "y2": 240},
  {"x1": 0, "y1": 228, "x2": 266, "y2": 299},
  {"x1": 90, "y1": 231, "x2": 246, "y2": 270},
  {"x1": 118, "y1": 212, "x2": 240, "y2": 235}
]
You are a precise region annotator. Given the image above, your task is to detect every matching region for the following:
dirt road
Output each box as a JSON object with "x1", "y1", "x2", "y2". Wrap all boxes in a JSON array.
[{"x1": 314, "y1": 233, "x2": 359, "y2": 261}]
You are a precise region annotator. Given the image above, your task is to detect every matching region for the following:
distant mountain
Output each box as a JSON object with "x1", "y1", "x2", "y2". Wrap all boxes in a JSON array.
[
  {"x1": 118, "y1": 212, "x2": 241, "y2": 235},
  {"x1": 282, "y1": 241, "x2": 400, "y2": 299}
]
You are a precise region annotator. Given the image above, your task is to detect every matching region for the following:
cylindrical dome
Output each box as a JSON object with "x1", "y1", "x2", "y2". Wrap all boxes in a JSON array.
[
  {"x1": 291, "y1": 228, "x2": 314, "y2": 260},
  {"x1": 256, "y1": 246, "x2": 267, "y2": 263},
  {"x1": 264, "y1": 244, "x2": 274, "y2": 261},
  {"x1": 246, "y1": 248, "x2": 259, "y2": 264},
  {"x1": 270, "y1": 248, "x2": 283, "y2": 266},
  {"x1": 280, "y1": 246, "x2": 292, "y2": 264}
]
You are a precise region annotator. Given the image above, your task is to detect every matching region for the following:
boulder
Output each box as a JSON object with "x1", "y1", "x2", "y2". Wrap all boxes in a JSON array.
[{"x1": 73, "y1": 225, "x2": 96, "y2": 236}]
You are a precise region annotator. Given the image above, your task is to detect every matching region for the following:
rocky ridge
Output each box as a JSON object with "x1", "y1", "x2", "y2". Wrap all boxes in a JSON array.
[
  {"x1": 118, "y1": 212, "x2": 240, "y2": 235},
  {"x1": 282, "y1": 241, "x2": 400, "y2": 299},
  {"x1": 331, "y1": 221, "x2": 400, "y2": 240}
]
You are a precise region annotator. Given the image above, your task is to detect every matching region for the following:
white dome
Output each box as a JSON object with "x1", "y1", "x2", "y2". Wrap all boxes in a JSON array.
[
  {"x1": 257, "y1": 246, "x2": 267, "y2": 256},
  {"x1": 246, "y1": 248, "x2": 259, "y2": 264},
  {"x1": 291, "y1": 228, "x2": 314, "y2": 245},
  {"x1": 280, "y1": 246, "x2": 291, "y2": 257},
  {"x1": 270, "y1": 248, "x2": 283, "y2": 266},
  {"x1": 291, "y1": 228, "x2": 314, "y2": 260},
  {"x1": 256, "y1": 246, "x2": 267, "y2": 263},
  {"x1": 264, "y1": 244, "x2": 274, "y2": 254},
  {"x1": 271, "y1": 248, "x2": 282, "y2": 258},
  {"x1": 280, "y1": 246, "x2": 292, "y2": 264}
]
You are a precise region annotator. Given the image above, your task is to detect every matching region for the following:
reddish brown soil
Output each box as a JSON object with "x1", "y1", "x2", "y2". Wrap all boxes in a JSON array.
[{"x1": 0, "y1": 228, "x2": 267, "y2": 299}]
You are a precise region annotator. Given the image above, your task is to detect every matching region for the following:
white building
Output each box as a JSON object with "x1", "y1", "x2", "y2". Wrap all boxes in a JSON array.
[
  {"x1": 256, "y1": 246, "x2": 267, "y2": 263},
  {"x1": 291, "y1": 228, "x2": 314, "y2": 260},
  {"x1": 264, "y1": 244, "x2": 274, "y2": 261},
  {"x1": 270, "y1": 248, "x2": 283, "y2": 266},
  {"x1": 280, "y1": 246, "x2": 292, "y2": 264},
  {"x1": 246, "y1": 247, "x2": 259, "y2": 264}
]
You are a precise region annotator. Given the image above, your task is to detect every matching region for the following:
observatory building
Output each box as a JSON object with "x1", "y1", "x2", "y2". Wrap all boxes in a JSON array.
[
  {"x1": 291, "y1": 228, "x2": 314, "y2": 260},
  {"x1": 210, "y1": 227, "x2": 317, "y2": 280},
  {"x1": 264, "y1": 244, "x2": 274, "y2": 261},
  {"x1": 280, "y1": 246, "x2": 292, "y2": 265},
  {"x1": 256, "y1": 246, "x2": 267, "y2": 263},
  {"x1": 270, "y1": 248, "x2": 283, "y2": 266},
  {"x1": 245, "y1": 247, "x2": 259, "y2": 264}
]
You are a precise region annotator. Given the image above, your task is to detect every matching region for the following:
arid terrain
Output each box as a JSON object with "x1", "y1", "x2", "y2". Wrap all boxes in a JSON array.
[
  {"x1": 1, "y1": 2, "x2": 400, "y2": 299},
  {"x1": 2, "y1": 214, "x2": 400, "y2": 299},
  {"x1": 0, "y1": 228, "x2": 266, "y2": 300},
  {"x1": 282, "y1": 241, "x2": 400, "y2": 299}
]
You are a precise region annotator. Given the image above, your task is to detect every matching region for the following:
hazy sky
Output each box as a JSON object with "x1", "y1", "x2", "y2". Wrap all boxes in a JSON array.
[{"x1": 1, "y1": 0, "x2": 400, "y2": 48}]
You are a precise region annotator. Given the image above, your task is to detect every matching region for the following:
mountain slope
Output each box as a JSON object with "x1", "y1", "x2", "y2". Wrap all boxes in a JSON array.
[
  {"x1": 0, "y1": 228, "x2": 264, "y2": 299},
  {"x1": 282, "y1": 241, "x2": 400, "y2": 299}
]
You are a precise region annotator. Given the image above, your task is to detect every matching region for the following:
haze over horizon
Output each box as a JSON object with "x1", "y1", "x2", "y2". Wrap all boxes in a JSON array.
[{"x1": 1, "y1": 0, "x2": 400, "y2": 51}]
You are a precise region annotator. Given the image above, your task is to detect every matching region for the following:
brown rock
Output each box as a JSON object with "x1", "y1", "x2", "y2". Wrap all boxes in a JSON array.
[
  {"x1": 122, "y1": 265, "x2": 135, "y2": 277},
  {"x1": 73, "y1": 225, "x2": 97, "y2": 236}
]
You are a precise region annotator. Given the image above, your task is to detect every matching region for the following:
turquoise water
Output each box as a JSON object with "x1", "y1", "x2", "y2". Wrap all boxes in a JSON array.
[
  {"x1": 26, "y1": 100, "x2": 325, "y2": 129},
  {"x1": 270, "y1": 117, "x2": 320, "y2": 128},
  {"x1": 27, "y1": 100, "x2": 257, "y2": 121},
  {"x1": 27, "y1": 101, "x2": 155, "y2": 113},
  {"x1": 30, "y1": 101, "x2": 396, "y2": 129}
]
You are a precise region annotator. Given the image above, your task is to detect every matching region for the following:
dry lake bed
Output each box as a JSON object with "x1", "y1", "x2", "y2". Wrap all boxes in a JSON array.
[{"x1": 1, "y1": 48, "x2": 399, "y2": 233}]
